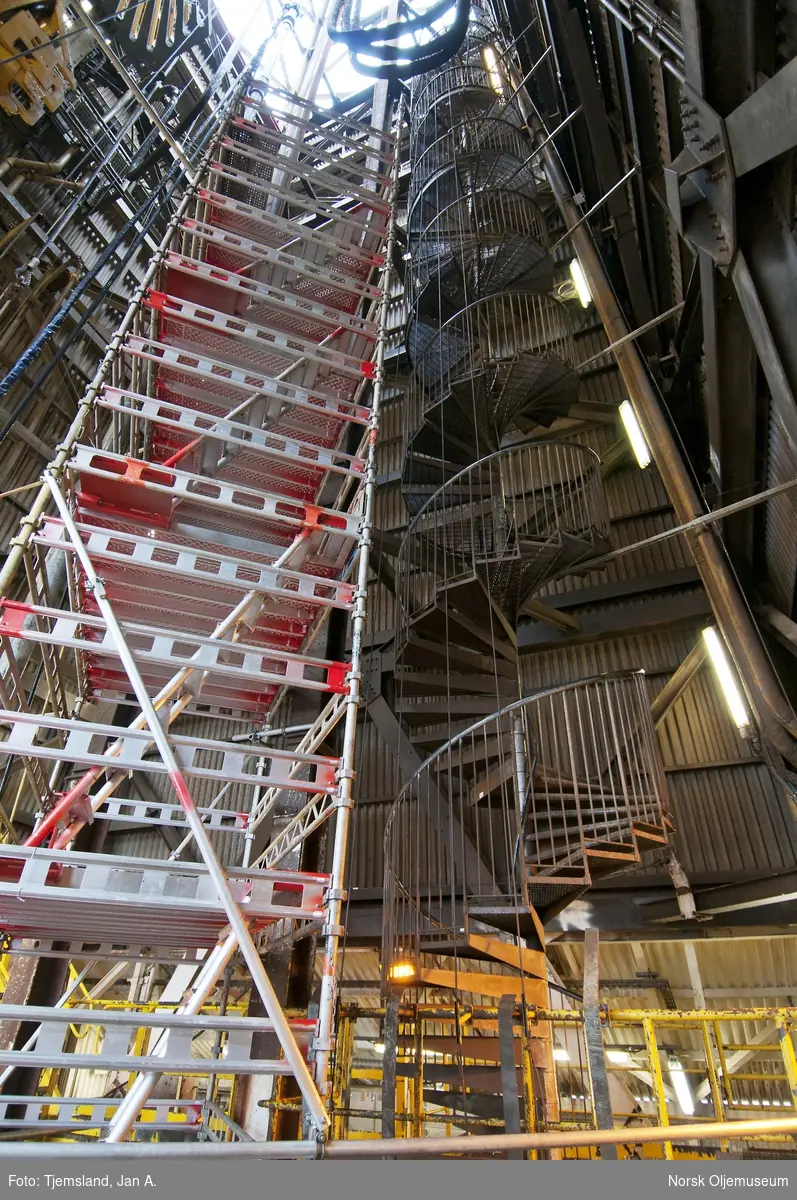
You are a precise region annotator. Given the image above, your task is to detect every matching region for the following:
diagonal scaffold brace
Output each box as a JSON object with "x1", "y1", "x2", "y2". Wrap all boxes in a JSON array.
[{"x1": 43, "y1": 472, "x2": 329, "y2": 1136}]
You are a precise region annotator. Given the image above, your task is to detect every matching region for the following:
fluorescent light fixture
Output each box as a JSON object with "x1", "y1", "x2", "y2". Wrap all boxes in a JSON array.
[
  {"x1": 374, "y1": 1042, "x2": 386, "y2": 1055},
  {"x1": 702, "y1": 626, "x2": 751, "y2": 734},
  {"x1": 80, "y1": 0, "x2": 93, "y2": 9},
  {"x1": 606, "y1": 1049, "x2": 631, "y2": 1065},
  {"x1": 388, "y1": 961, "x2": 416, "y2": 981},
  {"x1": 619, "y1": 400, "x2": 652, "y2": 469},
  {"x1": 668, "y1": 1057, "x2": 695, "y2": 1117},
  {"x1": 482, "y1": 45, "x2": 504, "y2": 96},
  {"x1": 569, "y1": 258, "x2": 592, "y2": 307},
  {"x1": 553, "y1": 1046, "x2": 570, "y2": 1062}
]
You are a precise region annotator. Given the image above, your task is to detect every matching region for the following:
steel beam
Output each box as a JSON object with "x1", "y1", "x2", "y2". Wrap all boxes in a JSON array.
[
  {"x1": 381, "y1": 989, "x2": 400, "y2": 1141},
  {"x1": 367, "y1": 693, "x2": 501, "y2": 891},
  {"x1": 651, "y1": 639, "x2": 706, "y2": 727},
  {"x1": 498, "y1": 994, "x2": 523, "y2": 1158},
  {"x1": 644, "y1": 869, "x2": 797, "y2": 920},
  {"x1": 526, "y1": 105, "x2": 797, "y2": 762},
  {"x1": 583, "y1": 929, "x2": 618, "y2": 1158},
  {"x1": 726, "y1": 58, "x2": 797, "y2": 178}
]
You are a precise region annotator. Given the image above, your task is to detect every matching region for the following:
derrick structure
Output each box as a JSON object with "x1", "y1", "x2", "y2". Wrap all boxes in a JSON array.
[
  {"x1": 384, "y1": 4, "x2": 672, "y2": 1005},
  {"x1": 0, "y1": 64, "x2": 397, "y2": 1139}
]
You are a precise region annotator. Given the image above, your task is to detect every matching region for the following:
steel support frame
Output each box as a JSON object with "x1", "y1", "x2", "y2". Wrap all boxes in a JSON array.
[
  {"x1": 0, "y1": 38, "x2": 398, "y2": 1145},
  {"x1": 313, "y1": 108, "x2": 403, "y2": 1089},
  {"x1": 510, "y1": 63, "x2": 797, "y2": 764}
]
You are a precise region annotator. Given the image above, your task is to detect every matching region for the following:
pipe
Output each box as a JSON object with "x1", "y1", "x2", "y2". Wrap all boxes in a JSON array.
[
  {"x1": 8, "y1": 174, "x2": 86, "y2": 195},
  {"x1": 0, "y1": 214, "x2": 37, "y2": 261},
  {"x1": 549, "y1": 162, "x2": 640, "y2": 252},
  {"x1": 312, "y1": 96, "x2": 403, "y2": 1095},
  {"x1": 575, "y1": 473, "x2": 797, "y2": 573},
  {"x1": 0, "y1": 148, "x2": 78, "y2": 181},
  {"x1": 597, "y1": 0, "x2": 686, "y2": 83},
  {"x1": 321, "y1": 1115, "x2": 797, "y2": 1158},
  {"x1": 528, "y1": 111, "x2": 797, "y2": 763},
  {"x1": 0, "y1": 1115, "x2": 796, "y2": 1157}
]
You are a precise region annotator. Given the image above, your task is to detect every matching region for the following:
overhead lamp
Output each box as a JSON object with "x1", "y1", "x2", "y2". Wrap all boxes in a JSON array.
[
  {"x1": 374, "y1": 1042, "x2": 386, "y2": 1055},
  {"x1": 79, "y1": 0, "x2": 93, "y2": 9},
  {"x1": 388, "y1": 960, "x2": 416, "y2": 981},
  {"x1": 606, "y1": 1048, "x2": 631, "y2": 1065},
  {"x1": 482, "y1": 45, "x2": 504, "y2": 96},
  {"x1": 702, "y1": 627, "x2": 752, "y2": 735},
  {"x1": 569, "y1": 258, "x2": 592, "y2": 308},
  {"x1": 619, "y1": 400, "x2": 652, "y2": 469},
  {"x1": 553, "y1": 1046, "x2": 570, "y2": 1062},
  {"x1": 668, "y1": 1056, "x2": 695, "y2": 1117}
]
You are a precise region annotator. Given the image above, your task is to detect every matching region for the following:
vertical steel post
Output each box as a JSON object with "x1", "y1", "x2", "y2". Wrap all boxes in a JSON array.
[
  {"x1": 412, "y1": 1011, "x2": 423, "y2": 1138},
  {"x1": 313, "y1": 99, "x2": 403, "y2": 1093},
  {"x1": 777, "y1": 1013, "x2": 797, "y2": 1111},
  {"x1": 583, "y1": 929, "x2": 618, "y2": 1159},
  {"x1": 642, "y1": 1017, "x2": 673, "y2": 1159},
  {"x1": 699, "y1": 1021, "x2": 728, "y2": 1151},
  {"x1": 498, "y1": 994, "x2": 524, "y2": 1159},
  {"x1": 381, "y1": 990, "x2": 401, "y2": 1140}
]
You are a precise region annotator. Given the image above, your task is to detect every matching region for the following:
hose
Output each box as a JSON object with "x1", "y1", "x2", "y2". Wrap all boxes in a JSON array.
[
  {"x1": 327, "y1": 0, "x2": 455, "y2": 49},
  {"x1": 327, "y1": 0, "x2": 471, "y2": 80}
]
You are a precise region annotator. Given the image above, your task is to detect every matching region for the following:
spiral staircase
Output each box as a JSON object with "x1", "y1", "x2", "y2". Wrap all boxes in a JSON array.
[{"x1": 384, "y1": 7, "x2": 672, "y2": 975}]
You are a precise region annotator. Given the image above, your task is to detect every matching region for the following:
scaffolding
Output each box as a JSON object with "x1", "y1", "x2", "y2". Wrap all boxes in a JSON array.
[{"x1": 0, "y1": 35, "x2": 398, "y2": 1141}]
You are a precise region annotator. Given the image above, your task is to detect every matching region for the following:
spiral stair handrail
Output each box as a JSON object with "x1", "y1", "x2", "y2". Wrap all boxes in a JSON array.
[
  {"x1": 385, "y1": 6, "x2": 672, "y2": 981},
  {"x1": 384, "y1": 672, "x2": 672, "y2": 971},
  {"x1": 409, "y1": 118, "x2": 540, "y2": 195},
  {"x1": 397, "y1": 440, "x2": 609, "y2": 625}
]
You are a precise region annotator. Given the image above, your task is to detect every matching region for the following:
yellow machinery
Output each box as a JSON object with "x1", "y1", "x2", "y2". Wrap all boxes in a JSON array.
[{"x1": 0, "y1": 0, "x2": 74, "y2": 124}]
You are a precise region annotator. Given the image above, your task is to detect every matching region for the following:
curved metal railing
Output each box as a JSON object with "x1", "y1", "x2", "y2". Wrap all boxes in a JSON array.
[
  {"x1": 409, "y1": 116, "x2": 539, "y2": 196},
  {"x1": 398, "y1": 441, "x2": 609, "y2": 625},
  {"x1": 383, "y1": 673, "x2": 671, "y2": 975},
  {"x1": 407, "y1": 293, "x2": 578, "y2": 444},
  {"x1": 409, "y1": 186, "x2": 551, "y2": 302}
]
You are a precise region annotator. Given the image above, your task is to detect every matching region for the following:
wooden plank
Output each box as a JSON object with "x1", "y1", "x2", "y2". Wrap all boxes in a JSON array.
[
  {"x1": 468, "y1": 932, "x2": 547, "y2": 974},
  {"x1": 419, "y1": 968, "x2": 547, "y2": 1003}
]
